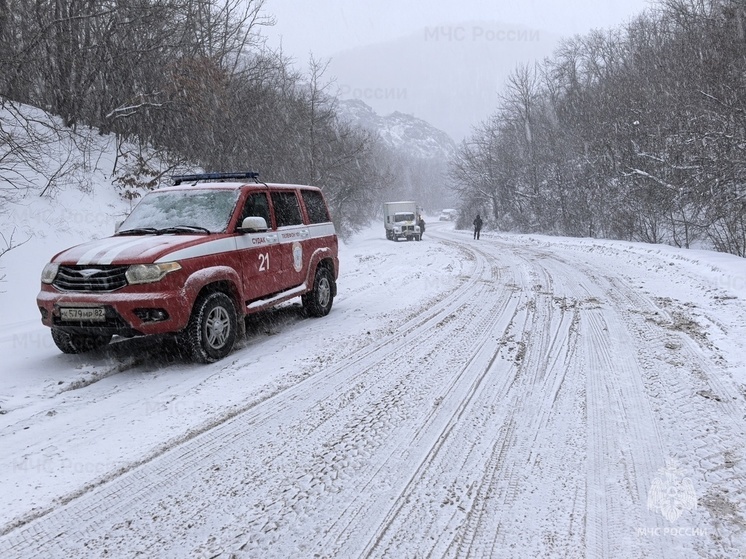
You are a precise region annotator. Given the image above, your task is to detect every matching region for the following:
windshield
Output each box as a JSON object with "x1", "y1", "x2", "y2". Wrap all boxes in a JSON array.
[
  {"x1": 118, "y1": 189, "x2": 240, "y2": 233},
  {"x1": 394, "y1": 212, "x2": 415, "y2": 223}
]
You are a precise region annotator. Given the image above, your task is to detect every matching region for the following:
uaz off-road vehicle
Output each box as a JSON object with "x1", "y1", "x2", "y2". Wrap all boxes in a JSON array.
[{"x1": 37, "y1": 172, "x2": 339, "y2": 362}]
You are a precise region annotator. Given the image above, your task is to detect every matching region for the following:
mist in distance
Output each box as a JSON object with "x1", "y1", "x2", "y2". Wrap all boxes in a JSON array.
[{"x1": 261, "y1": 0, "x2": 653, "y2": 140}]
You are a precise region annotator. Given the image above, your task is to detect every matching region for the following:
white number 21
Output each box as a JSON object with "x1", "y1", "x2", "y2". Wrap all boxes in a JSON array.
[{"x1": 258, "y1": 252, "x2": 270, "y2": 271}]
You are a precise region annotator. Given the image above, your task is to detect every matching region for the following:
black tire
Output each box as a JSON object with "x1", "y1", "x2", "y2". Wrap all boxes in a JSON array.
[
  {"x1": 51, "y1": 328, "x2": 112, "y2": 354},
  {"x1": 183, "y1": 291, "x2": 237, "y2": 363},
  {"x1": 302, "y1": 266, "x2": 334, "y2": 317},
  {"x1": 416, "y1": 234, "x2": 422, "y2": 241}
]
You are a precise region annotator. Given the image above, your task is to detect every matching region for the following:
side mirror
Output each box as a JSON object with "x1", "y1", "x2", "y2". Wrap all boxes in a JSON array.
[{"x1": 240, "y1": 216, "x2": 269, "y2": 233}]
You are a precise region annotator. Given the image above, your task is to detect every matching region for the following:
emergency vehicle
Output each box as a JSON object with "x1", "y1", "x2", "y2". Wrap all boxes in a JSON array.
[{"x1": 37, "y1": 172, "x2": 339, "y2": 362}]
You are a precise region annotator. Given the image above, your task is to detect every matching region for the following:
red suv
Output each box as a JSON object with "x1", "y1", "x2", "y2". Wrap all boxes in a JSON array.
[{"x1": 37, "y1": 172, "x2": 339, "y2": 362}]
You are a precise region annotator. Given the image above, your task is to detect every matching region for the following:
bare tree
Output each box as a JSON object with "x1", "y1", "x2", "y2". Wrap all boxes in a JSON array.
[{"x1": 450, "y1": 0, "x2": 746, "y2": 256}]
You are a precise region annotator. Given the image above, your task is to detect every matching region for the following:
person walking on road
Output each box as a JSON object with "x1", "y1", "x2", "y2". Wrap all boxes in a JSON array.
[
  {"x1": 473, "y1": 214, "x2": 483, "y2": 240},
  {"x1": 418, "y1": 215, "x2": 426, "y2": 240}
]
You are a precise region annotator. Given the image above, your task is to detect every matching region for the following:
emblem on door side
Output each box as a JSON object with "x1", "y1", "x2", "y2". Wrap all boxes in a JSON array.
[{"x1": 292, "y1": 241, "x2": 303, "y2": 272}]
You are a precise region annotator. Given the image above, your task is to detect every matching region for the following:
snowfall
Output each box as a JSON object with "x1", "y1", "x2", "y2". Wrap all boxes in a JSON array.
[{"x1": 1, "y1": 110, "x2": 746, "y2": 558}]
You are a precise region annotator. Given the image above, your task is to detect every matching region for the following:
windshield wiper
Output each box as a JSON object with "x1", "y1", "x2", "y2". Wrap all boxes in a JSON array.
[
  {"x1": 157, "y1": 225, "x2": 211, "y2": 234},
  {"x1": 116, "y1": 225, "x2": 211, "y2": 236},
  {"x1": 116, "y1": 227, "x2": 158, "y2": 236}
]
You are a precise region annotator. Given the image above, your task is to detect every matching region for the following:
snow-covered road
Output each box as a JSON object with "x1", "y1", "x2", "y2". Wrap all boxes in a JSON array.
[{"x1": 1, "y1": 221, "x2": 745, "y2": 558}]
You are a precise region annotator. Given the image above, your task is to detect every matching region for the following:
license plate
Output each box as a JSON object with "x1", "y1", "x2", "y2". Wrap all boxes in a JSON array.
[{"x1": 60, "y1": 307, "x2": 106, "y2": 322}]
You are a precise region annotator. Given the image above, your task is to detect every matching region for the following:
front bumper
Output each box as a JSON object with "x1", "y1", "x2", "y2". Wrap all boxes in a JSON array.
[
  {"x1": 37, "y1": 288, "x2": 192, "y2": 336},
  {"x1": 394, "y1": 226, "x2": 421, "y2": 238}
]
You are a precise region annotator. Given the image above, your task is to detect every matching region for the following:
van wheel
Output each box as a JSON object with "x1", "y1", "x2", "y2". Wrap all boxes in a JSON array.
[
  {"x1": 51, "y1": 329, "x2": 112, "y2": 354},
  {"x1": 303, "y1": 267, "x2": 334, "y2": 317},
  {"x1": 183, "y1": 291, "x2": 237, "y2": 363}
]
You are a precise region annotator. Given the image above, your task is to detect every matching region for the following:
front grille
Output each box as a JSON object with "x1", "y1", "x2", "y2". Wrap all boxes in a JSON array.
[{"x1": 53, "y1": 265, "x2": 128, "y2": 292}]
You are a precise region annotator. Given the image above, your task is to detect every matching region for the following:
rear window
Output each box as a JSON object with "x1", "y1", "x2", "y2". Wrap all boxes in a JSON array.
[{"x1": 301, "y1": 189, "x2": 331, "y2": 224}]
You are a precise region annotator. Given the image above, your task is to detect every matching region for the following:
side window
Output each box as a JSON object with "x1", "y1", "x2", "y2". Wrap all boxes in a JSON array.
[
  {"x1": 301, "y1": 190, "x2": 331, "y2": 224},
  {"x1": 271, "y1": 191, "x2": 303, "y2": 227},
  {"x1": 239, "y1": 192, "x2": 271, "y2": 228}
]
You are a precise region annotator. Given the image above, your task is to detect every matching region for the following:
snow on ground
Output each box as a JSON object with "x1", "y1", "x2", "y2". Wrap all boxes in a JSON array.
[
  {"x1": 2, "y1": 103, "x2": 746, "y2": 557},
  {"x1": 1, "y1": 206, "x2": 745, "y2": 557}
]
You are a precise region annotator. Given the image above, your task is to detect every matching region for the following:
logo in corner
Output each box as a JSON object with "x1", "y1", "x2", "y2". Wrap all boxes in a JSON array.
[{"x1": 647, "y1": 458, "x2": 697, "y2": 522}]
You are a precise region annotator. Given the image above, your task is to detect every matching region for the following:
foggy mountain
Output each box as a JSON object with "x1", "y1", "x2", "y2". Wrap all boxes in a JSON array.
[
  {"x1": 335, "y1": 98, "x2": 458, "y2": 212},
  {"x1": 336, "y1": 99, "x2": 456, "y2": 160},
  {"x1": 328, "y1": 21, "x2": 561, "y2": 141}
]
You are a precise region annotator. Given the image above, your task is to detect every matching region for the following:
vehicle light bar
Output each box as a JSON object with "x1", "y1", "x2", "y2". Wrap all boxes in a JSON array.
[{"x1": 172, "y1": 172, "x2": 260, "y2": 185}]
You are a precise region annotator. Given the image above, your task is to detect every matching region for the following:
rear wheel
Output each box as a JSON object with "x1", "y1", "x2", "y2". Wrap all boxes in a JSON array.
[
  {"x1": 302, "y1": 266, "x2": 334, "y2": 317},
  {"x1": 182, "y1": 291, "x2": 237, "y2": 363},
  {"x1": 51, "y1": 329, "x2": 112, "y2": 354}
]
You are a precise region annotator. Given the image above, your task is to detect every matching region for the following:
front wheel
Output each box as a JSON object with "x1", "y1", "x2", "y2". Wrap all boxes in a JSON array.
[
  {"x1": 303, "y1": 267, "x2": 335, "y2": 317},
  {"x1": 182, "y1": 291, "x2": 238, "y2": 363},
  {"x1": 51, "y1": 329, "x2": 112, "y2": 354}
]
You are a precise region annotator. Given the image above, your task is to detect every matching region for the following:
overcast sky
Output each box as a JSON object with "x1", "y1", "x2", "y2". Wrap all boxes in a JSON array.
[{"x1": 260, "y1": 0, "x2": 654, "y2": 62}]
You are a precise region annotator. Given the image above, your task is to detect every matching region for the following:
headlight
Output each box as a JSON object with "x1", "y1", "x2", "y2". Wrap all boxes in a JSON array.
[
  {"x1": 125, "y1": 262, "x2": 182, "y2": 284},
  {"x1": 41, "y1": 263, "x2": 59, "y2": 284}
]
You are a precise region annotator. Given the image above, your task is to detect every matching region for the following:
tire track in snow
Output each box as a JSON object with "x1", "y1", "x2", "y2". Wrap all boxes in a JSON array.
[
  {"x1": 439, "y1": 247, "x2": 589, "y2": 559},
  {"x1": 354, "y1": 297, "x2": 527, "y2": 558},
  {"x1": 534, "y1": 243, "x2": 746, "y2": 557},
  {"x1": 223, "y1": 237, "x2": 522, "y2": 557},
  {"x1": 599, "y1": 274, "x2": 746, "y2": 556},
  {"x1": 354, "y1": 240, "x2": 672, "y2": 558},
  {"x1": 354, "y1": 243, "x2": 590, "y2": 558}
]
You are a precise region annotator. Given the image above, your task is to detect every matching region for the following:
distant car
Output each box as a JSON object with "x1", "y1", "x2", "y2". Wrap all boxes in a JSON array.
[
  {"x1": 37, "y1": 172, "x2": 339, "y2": 362},
  {"x1": 439, "y1": 209, "x2": 458, "y2": 221}
]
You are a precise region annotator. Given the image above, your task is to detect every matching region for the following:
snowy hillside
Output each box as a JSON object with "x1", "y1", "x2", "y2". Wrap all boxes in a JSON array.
[
  {"x1": 0, "y1": 102, "x2": 179, "y2": 324},
  {"x1": 337, "y1": 98, "x2": 456, "y2": 160}
]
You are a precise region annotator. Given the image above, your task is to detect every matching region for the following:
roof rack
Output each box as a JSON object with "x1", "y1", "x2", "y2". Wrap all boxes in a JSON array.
[{"x1": 171, "y1": 171, "x2": 260, "y2": 185}]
